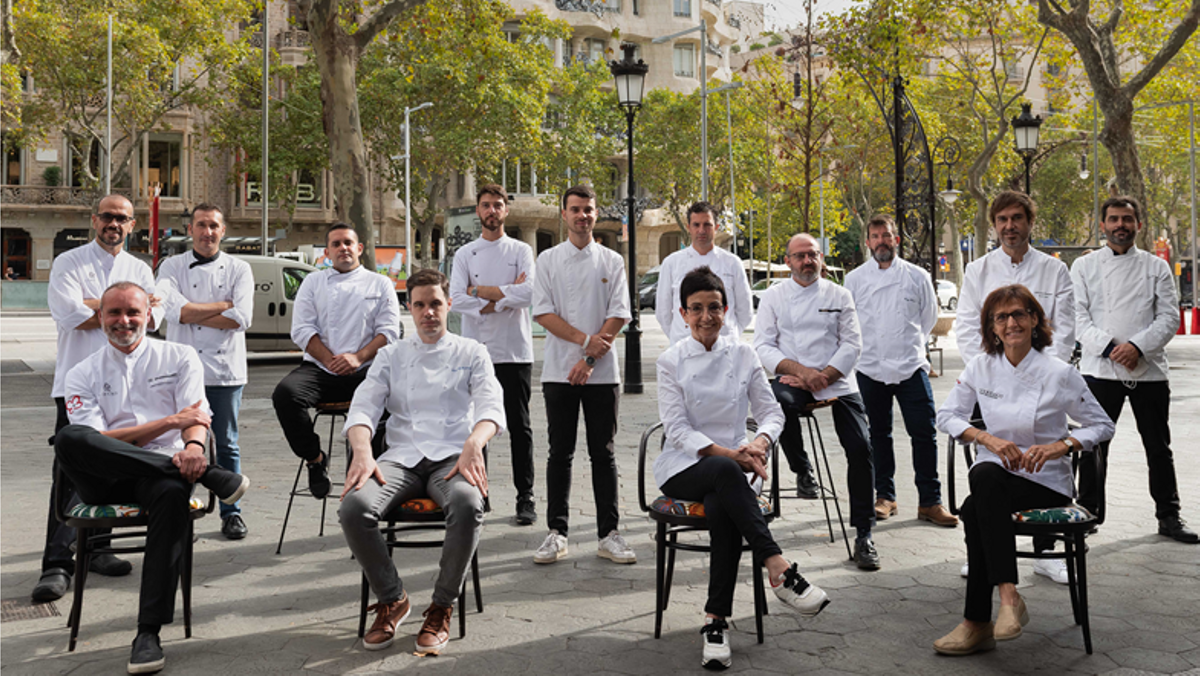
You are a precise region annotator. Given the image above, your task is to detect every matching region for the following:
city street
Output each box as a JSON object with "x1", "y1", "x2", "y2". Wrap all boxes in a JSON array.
[{"x1": 2, "y1": 312, "x2": 1199, "y2": 675}]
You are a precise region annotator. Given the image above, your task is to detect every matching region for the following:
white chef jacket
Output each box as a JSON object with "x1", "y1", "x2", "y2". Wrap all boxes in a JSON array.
[
  {"x1": 655, "y1": 335, "x2": 784, "y2": 490},
  {"x1": 48, "y1": 240, "x2": 164, "y2": 397},
  {"x1": 844, "y1": 257, "x2": 938, "y2": 385},
  {"x1": 655, "y1": 245, "x2": 753, "y2": 344},
  {"x1": 532, "y1": 240, "x2": 631, "y2": 385},
  {"x1": 936, "y1": 349, "x2": 1114, "y2": 498},
  {"x1": 1070, "y1": 246, "x2": 1177, "y2": 382},
  {"x1": 290, "y1": 265, "x2": 402, "y2": 375},
  {"x1": 342, "y1": 332, "x2": 506, "y2": 468},
  {"x1": 753, "y1": 277, "x2": 862, "y2": 400},
  {"x1": 954, "y1": 246, "x2": 1075, "y2": 364},
  {"x1": 156, "y1": 251, "x2": 254, "y2": 386},
  {"x1": 448, "y1": 235, "x2": 536, "y2": 364},
  {"x1": 64, "y1": 338, "x2": 209, "y2": 458}
]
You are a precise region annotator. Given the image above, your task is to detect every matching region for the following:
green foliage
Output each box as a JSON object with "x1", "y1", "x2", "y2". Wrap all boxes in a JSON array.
[{"x1": 41, "y1": 164, "x2": 61, "y2": 186}]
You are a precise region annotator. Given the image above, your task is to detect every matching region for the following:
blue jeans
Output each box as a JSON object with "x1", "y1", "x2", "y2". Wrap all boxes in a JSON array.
[
  {"x1": 856, "y1": 370, "x2": 941, "y2": 507},
  {"x1": 207, "y1": 385, "x2": 245, "y2": 518}
]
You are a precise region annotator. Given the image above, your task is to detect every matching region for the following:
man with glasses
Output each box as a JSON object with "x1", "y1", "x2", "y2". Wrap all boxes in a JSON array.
[
  {"x1": 845, "y1": 215, "x2": 957, "y2": 528},
  {"x1": 33, "y1": 194, "x2": 164, "y2": 603},
  {"x1": 952, "y1": 190, "x2": 1075, "y2": 583},
  {"x1": 156, "y1": 203, "x2": 254, "y2": 540},
  {"x1": 655, "y1": 201, "x2": 753, "y2": 344},
  {"x1": 1071, "y1": 196, "x2": 1196, "y2": 544},
  {"x1": 449, "y1": 184, "x2": 538, "y2": 526},
  {"x1": 754, "y1": 233, "x2": 881, "y2": 570}
]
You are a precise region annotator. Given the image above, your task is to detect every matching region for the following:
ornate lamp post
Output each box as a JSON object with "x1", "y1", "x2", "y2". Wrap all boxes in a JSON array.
[
  {"x1": 610, "y1": 44, "x2": 648, "y2": 395},
  {"x1": 1011, "y1": 103, "x2": 1042, "y2": 194},
  {"x1": 934, "y1": 136, "x2": 962, "y2": 286}
]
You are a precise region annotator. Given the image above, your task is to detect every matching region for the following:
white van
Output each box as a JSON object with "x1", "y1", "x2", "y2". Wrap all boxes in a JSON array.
[{"x1": 235, "y1": 254, "x2": 317, "y2": 352}]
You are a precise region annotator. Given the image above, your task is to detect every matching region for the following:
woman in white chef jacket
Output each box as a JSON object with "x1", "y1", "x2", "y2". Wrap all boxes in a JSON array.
[
  {"x1": 655, "y1": 267, "x2": 831, "y2": 670},
  {"x1": 934, "y1": 284, "x2": 1114, "y2": 656}
]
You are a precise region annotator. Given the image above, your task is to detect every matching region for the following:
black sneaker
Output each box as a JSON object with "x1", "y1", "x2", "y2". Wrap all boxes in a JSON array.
[
  {"x1": 307, "y1": 454, "x2": 331, "y2": 500},
  {"x1": 1158, "y1": 516, "x2": 1199, "y2": 544},
  {"x1": 200, "y1": 467, "x2": 250, "y2": 505},
  {"x1": 700, "y1": 617, "x2": 731, "y2": 670},
  {"x1": 854, "y1": 537, "x2": 882, "y2": 571},
  {"x1": 221, "y1": 514, "x2": 248, "y2": 540},
  {"x1": 31, "y1": 568, "x2": 70, "y2": 603},
  {"x1": 796, "y1": 471, "x2": 819, "y2": 500},
  {"x1": 515, "y1": 497, "x2": 537, "y2": 526},
  {"x1": 127, "y1": 632, "x2": 165, "y2": 674}
]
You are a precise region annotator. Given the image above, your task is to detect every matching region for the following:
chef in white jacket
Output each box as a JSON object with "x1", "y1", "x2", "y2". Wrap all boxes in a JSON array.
[{"x1": 1070, "y1": 195, "x2": 1196, "y2": 544}]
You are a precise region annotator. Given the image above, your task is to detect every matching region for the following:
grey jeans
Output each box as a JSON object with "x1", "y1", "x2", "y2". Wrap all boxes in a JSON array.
[{"x1": 339, "y1": 456, "x2": 484, "y2": 608}]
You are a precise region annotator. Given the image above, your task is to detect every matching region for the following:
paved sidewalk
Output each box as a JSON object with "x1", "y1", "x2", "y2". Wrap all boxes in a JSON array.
[{"x1": 2, "y1": 317, "x2": 1199, "y2": 675}]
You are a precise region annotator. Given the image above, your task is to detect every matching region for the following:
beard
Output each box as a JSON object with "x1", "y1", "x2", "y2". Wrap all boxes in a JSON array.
[
  {"x1": 1108, "y1": 228, "x2": 1135, "y2": 245},
  {"x1": 793, "y1": 269, "x2": 819, "y2": 284},
  {"x1": 104, "y1": 322, "x2": 144, "y2": 347},
  {"x1": 872, "y1": 245, "x2": 895, "y2": 263}
]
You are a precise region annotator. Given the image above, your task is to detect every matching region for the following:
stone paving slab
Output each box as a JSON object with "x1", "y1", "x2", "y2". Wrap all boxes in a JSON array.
[{"x1": 2, "y1": 317, "x2": 1198, "y2": 675}]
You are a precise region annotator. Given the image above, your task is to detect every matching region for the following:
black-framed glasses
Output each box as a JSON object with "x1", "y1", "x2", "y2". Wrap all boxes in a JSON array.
[
  {"x1": 96, "y1": 212, "x2": 133, "y2": 224},
  {"x1": 992, "y1": 308, "x2": 1033, "y2": 325},
  {"x1": 787, "y1": 251, "x2": 820, "y2": 261},
  {"x1": 685, "y1": 302, "x2": 725, "y2": 317}
]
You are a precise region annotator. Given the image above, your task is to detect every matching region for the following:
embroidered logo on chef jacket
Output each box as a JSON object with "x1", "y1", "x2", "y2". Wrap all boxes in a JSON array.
[
  {"x1": 102, "y1": 383, "x2": 116, "y2": 396},
  {"x1": 148, "y1": 372, "x2": 180, "y2": 388},
  {"x1": 979, "y1": 388, "x2": 1003, "y2": 400},
  {"x1": 66, "y1": 395, "x2": 83, "y2": 413}
]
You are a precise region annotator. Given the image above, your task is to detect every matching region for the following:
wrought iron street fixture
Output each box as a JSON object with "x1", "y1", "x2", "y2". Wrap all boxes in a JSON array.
[
  {"x1": 1011, "y1": 103, "x2": 1042, "y2": 194},
  {"x1": 610, "y1": 44, "x2": 648, "y2": 395},
  {"x1": 400, "y1": 102, "x2": 433, "y2": 283},
  {"x1": 934, "y1": 136, "x2": 962, "y2": 286},
  {"x1": 1079, "y1": 153, "x2": 1091, "y2": 180}
]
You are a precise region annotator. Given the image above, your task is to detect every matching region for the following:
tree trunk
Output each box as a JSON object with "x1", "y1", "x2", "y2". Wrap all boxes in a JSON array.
[{"x1": 1096, "y1": 98, "x2": 1151, "y2": 248}]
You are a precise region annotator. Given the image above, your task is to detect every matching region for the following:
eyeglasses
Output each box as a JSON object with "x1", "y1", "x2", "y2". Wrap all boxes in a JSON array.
[
  {"x1": 96, "y1": 212, "x2": 133, "y2": 224},
  {"x1": 787, "y1": 251, "x2": 820, "y2": 261},
  {"x1": 686, "y1": 303, "x2": 725, "y2": 317},
  {"x1": 992, "y1": 308, "x2": 1033, "y2": 325}
]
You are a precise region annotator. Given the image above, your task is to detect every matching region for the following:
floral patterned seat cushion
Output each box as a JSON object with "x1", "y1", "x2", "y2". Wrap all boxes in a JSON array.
[
  {"x1": 1013, "y1": 505, "x2": 1095, "y2": 524},
  {"x1": 651, "y1": 494, "x2": 772, "y2": 519},
  {"x1": 68, "y1": 498, "x2": 206, "y2": 519},
  {"x1": 397, "y1": 498, "x2": 441, "y2": 513}
]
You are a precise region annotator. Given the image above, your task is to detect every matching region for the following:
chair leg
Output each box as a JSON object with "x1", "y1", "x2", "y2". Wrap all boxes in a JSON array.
[
  {"x1": 807, "y1": 418, "x2": 835, "y2": 544},
  {"x1": 1064, "y1": 539, "x2": 1082, "y2": 625},
  {"x1": 275, "y1": 460, "x2": 305, "y2": 555},
  {"x1": 358, "y1": 573, "x2": 370, "y2": 638},
  {"x1": 471, "y1": 552, "x2": 483, "y2": 613},
  {"x1": 752, "y1": 554, "x2": 766, "y2": 644},
  {"x1": 654, "y1": 523, "x2": 666, "y2": 639},
  {"x1": 458, "y1": 579, "x2": 467, "y2": 639},
  {"x1": 663, "y1": 533, "x2": 678, "y2": 610},
  {"x1": 67, "y1": 528, "x2": 90, "y2": 651},
  {"x1": 318, "y1": 494, "x2": 328, "y2": 538},
  {"x1": 1075, "y1": 533, "x2": 1093, "y2": 655},
  {"x1": 811, "y1": 417, "x2": 852, "y2": 560},
  {"x1": 182, "y1": 520, "x2": 194, "y2": 639}
]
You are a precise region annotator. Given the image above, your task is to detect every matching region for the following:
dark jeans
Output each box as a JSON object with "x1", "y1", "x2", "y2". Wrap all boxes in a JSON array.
[
  {"x1": 961, "y1": 463, "x2": 1069, "y2": 623},
  {"x1": 662, "y1": 456, "x2": 783, "y2": 618},
  {"x1": 40, "y1": 398, "x2": 90, "y2": 575},
  {"x1": 1080, "y1": 378, "x2": 1179, "y2": 520},
  {"x1": 272, "y1": 362, "x2": 368, "y2": 463},
  {"x1": 856, "y1": 370, "x2": 942, "y2": 507},
  {"x1": 494, "y1": 363, "x2": 535, "y2": 501},
  {"x1": 54, "y1": 425, "x2": 195, "y2": 626},
  {"x1": 772, "y1": 382, "x2": 876, "y2": 533},
  {"x1": 543, "y1": 383, "x2": 620, "y2": 537}
]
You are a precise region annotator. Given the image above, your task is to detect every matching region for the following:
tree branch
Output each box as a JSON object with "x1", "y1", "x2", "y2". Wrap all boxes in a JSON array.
[
  {"x1": 1123, "y1": 0, "x2": 1200, "y2": 98},
  {"x1": 354, "y1": 0, "x2": 426, "y2": 53}
]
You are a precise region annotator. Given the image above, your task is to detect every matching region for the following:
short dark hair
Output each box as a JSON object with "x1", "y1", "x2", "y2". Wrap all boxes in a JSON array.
[
  {"x1": 325, "y1": 222, "x2": 357, "y2": 245},
  {"x1": 979, "y1": 284, "x2": 1053, "y2": 355},
  {"x1": 988, "y1": 190, "x2": 1036, "y2": 225},
  {"x1": 561, "y1": 184, "x2": 596, "y2": 209},
  {"x1": 866, "y1": 213, "x2": 895, "y2": 234},
  {"x1": 1100, "y1": 195, "x2": 1142, "y2": 223},
  {"x1": 407, "y1": 268, "x2": 449, "y2": 298},
  {"x1": 476, "y1": 184, "x2": 507, "y2": 205},
  {"x1": 687, "y1": 201, "x2": 718, "y2": 223},
  {"x1": 190, "y1": 203, "x2": 225, "y2": 223},
  {"x1": 679, "y1": 266, "x2": 727, "y2": 309}
]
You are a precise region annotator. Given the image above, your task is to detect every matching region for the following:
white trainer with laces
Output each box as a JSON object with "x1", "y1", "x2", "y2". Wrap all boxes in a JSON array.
[
  {"x1": 1033, "y1": 558, "x2": 1070, "y2": 584},
  {"x1": 700, "y1": 617, "x2": 732, "y2": 670},
  {"x1": 534, "y1": 530, "x2": 568, "y2": 564},
  {"x1": 772, "y1": 563, "x2": 830, "y2": 617},
  {"x1": 597, "y1": 529, "x2": 637, "y2": 564}
]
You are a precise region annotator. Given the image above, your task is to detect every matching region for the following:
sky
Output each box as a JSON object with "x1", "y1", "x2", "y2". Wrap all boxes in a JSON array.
[{"x1": 763, "y1": 0, "x2": 859, "y2": 31}]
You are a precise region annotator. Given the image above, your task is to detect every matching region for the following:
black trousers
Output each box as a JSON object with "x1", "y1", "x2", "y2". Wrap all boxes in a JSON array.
[
  {"x1": 543, "y1": 383, "x2": 620, "y2": 537},
  {"x1": 40, "y1": 398, "x2": 97, "y2": 575},
  {"x1": 772, "y1": 382, "x2": 877, "y2": 532},
  {"x1": 54, "y1": 425, "x2": 194, "y2": 626},
  {"x1": 272, "y1": 362, "x2": 368, "y2": 463},
  {"x1": 662, "y1": 456, "x2": 783, "y2": 618},
  {"x1": 494, "y1": 363, "x2": 535, "y2": 501},
  {"x1": 1080, "y1": 378, "x2": 1179, "y2": 520},
  {"x1": 961, "y1": 463, "x2": 1069, "y2": 622}
]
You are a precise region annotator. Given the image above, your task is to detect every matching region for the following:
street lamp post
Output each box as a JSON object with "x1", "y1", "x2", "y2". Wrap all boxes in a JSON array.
[
  {"x1": 401, "y1": 102, "x2": 433, "y2": 282},
  {"x1": 933, "y1": 136, "x2": 961, "y2": 287},
  {"x1": 610, "y1": 44, "x2": 648, "y2": 395},
  {"x1": 1011, "y1": 103, "x2": 1042, "y2": 195}
]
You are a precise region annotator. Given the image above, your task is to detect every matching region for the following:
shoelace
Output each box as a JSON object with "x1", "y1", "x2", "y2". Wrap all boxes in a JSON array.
[
  {"x1": 700, "y1": 618, "x2": 729, "y2": 642},
  {"x1": 779, "y1": 563, "x2": 810, "y2": 594}
]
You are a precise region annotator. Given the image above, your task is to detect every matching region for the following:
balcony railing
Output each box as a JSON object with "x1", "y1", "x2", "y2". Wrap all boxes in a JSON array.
[
  {"x1": 276, "y1": 29, "x2": 310, "y2": 49},
  {"x1": 1, "y1": 186, "x2": 102, "y2": 207}
]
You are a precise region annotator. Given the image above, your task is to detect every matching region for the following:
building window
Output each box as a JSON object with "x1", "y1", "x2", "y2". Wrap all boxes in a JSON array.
[
  {"x1": 674, "y1": 0, "x2": 691, "y2": 17},
  {"x1": 602, "y1": 0, "x2": 621, "y2": 11},
  {"x1": 147, "y1": 134, "x2": 182, "y2": 197},
  {"x1": 2, "y1": 134, "x2": 22, "y2": 185},
  {"x1": 582, "y1": 38, "x2": 606, "y2": 64},
  {"x1": 69, "y1": 138, "x2": 101, "y2": 188},
  {"x1": 632, "y1": 0, "x2": 639, "y2": 14},
  {"x1": 674, "y1": 43, "x2": 695, "y2": 77}
]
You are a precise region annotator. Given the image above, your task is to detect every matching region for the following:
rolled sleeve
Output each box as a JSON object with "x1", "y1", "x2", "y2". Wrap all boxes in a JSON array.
[
  {"x1": 48, "y1": 266, "x2": 96, "y2": 332},
  {"x1": 468, "y1": 346, "x2": 506, "y2": 435},
  {"x1": 153, "y1": 272, "x2": 187, "y2": 325},
  {"x1": 343, "y1": 356, "x2": 390, "y2": 438},
  {"x1": 495, "y1": 247, "x2": 535, "y2": 312},
  {"x1": 222, "y1": 263, "x2": 255, "y2": 331},
  {"x1": 373, "y1": 282, "x2": 403, "y2": 344}
]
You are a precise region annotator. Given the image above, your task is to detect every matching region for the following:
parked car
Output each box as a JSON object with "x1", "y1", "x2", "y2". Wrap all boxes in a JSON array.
[
  {"x1": 638, "y1": 266, "x2": 660, "y2": 310},
  {"x1": 937, "y1": 279, "x2": 958, "y2": 311},
  {"x1": 751, "y1": 277, "x2": 787, "y2": 308}
]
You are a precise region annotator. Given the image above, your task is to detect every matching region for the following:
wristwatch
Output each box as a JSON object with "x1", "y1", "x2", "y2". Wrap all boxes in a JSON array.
[
  {"x1": 470, "y1": 287, "x2": 479, "y2": 298},
  {"x1": 1060, "y1": 437, "x2": 1077, "y2": 452},
  {"x1": 585, "y1": 356, "x2": 597, "y2": 367}
]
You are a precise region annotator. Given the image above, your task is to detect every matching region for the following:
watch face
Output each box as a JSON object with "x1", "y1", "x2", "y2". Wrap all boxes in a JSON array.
[{"x1": 585, "y1": 356, "x2": 596, "y2": 366}]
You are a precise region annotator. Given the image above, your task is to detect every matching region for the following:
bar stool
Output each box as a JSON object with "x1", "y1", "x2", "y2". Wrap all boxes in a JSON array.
[
  {"x1": 276, "y1": 401, "x2": 351, "y2": 555},
  {"x1": 776, "y1": 398, "x2": 852, "y2": 560}
]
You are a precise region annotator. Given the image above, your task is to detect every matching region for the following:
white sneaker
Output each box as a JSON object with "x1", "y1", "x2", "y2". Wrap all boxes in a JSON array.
[
  {"x1": 1033, "y1": 558, "x2": 1070, "y2": 585},
  {"x1": 534, "y1": 530, "x2": 568, "y2": 564},
  {"x1": 597, "y1": 529, "x2": 637, "y2": 564},
  {"x1": 700, "y1": 617, "x2": 732, "y2": 670},
  {"x1": 961, "y1": 561, "x2": 970, "y2": 578},
  {"x1": 771, "y1": 563, "x2": 830, "y2": 617}
]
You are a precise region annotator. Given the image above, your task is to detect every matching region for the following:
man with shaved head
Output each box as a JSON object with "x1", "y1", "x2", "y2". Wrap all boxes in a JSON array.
[
  {"x1": 34, "y1": 194, "x2": 164, "y2": 603},
  {"x1": 753, "y1": 233, "x2": 881, "y2": 570}
]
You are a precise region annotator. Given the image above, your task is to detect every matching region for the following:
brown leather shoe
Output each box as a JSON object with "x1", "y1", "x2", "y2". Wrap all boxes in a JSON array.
[
  {"x1": 874, "y1": 498, "x2": 898, "y2": 520},
  {"x1": 933, "y1": 621, "x2": 996, "y2": 656},
  {"x1": 995, "y1": 596, "x2": 1029, "y2": 641},
  {"x1": 918, "y1": 504, "x2": 959, "y2": 527},
  {"x1": 363, "y1": 593, "x2": 411, "y2": 651},
  {"x1": 415, "y1": 603, "x2": 453, "y2": 655}
]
